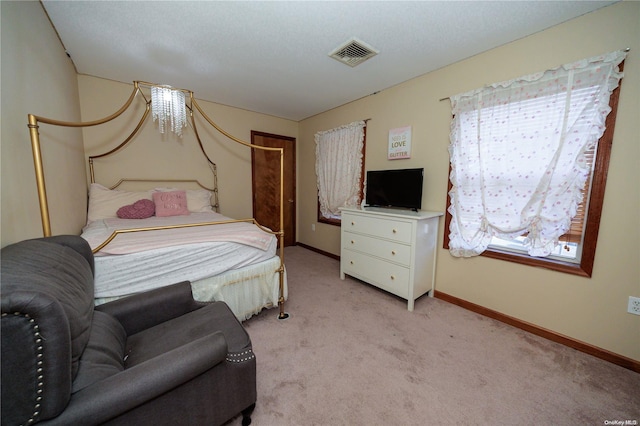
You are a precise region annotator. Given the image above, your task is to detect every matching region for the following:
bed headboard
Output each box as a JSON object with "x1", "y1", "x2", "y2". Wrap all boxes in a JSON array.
[{"x1": 93, "y1": 177, "x2": 219, "y2": 213}]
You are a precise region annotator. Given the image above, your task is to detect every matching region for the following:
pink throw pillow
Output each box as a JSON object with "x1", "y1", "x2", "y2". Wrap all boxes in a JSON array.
[
  {"x1": 153, "y1": 190, "x2": 190, "y2": 217},
  {"x1": 116, "y1": 199, "x2": 155, "y2": 219}
]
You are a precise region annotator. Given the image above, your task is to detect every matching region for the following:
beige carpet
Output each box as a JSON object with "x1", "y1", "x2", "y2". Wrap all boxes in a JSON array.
[{"x1": 234, "y1": 246, "x2": 639, "y2": 425}]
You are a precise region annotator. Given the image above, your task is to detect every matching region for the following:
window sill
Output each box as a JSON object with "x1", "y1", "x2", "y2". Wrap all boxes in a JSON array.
[
  {"x1": 481, "y1": 248, "x2": 591, "y2": 277},
  {"x1": 318, "y1": 216, "x2": 341, "y2": 227}
]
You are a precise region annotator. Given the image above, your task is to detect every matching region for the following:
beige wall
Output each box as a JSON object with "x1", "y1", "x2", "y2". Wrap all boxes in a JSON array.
[
  {"x1": 298, "y1": 2, "x2": 640, "y2": 361},
  {"x1": 78, "y1": 76, "x2": 298, "y2": 220},
  {"x1": 1, "y1": 1, "x2": 87, "y2": 247}
]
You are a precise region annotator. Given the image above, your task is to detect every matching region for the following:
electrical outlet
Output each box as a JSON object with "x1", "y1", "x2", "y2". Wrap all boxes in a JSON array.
[
  {"x1": 628, "y1": 296, "x2": 640, "y2": 315},
  {"x1": 311, "y1": 224, "x2": 316, "y2": 231}
]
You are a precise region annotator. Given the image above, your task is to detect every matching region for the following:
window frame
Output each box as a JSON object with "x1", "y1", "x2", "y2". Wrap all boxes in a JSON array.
[{"x1": 443, "y1": 62, "x2": 624, "y2": 278}]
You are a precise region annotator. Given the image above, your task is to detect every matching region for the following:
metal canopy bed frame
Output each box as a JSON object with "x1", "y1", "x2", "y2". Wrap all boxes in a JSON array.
[{"x1": 27, "y1": 80, "x2": 289, "y2": 320}]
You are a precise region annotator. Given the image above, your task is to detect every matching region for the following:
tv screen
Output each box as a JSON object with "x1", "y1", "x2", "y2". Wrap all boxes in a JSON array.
[{"x1": 365, "y1": 168, "x2": 424, "y2": 211}]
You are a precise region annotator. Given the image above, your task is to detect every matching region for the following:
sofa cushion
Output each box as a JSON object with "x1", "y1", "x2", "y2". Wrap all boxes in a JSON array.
[
  {"x1": 124, "y1": 301, "x2": 251, "y2": 368},
  {"x1": 72, "y1": 311, "x2": 127, "y2": 393}
]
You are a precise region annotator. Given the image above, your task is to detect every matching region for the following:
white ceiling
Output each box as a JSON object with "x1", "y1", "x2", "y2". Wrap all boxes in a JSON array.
[{"x1": 42, "y1": 1, "x2": 616, "y2": 121}]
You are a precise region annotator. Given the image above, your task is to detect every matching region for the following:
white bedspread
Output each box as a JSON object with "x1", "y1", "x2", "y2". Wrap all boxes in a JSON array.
[
  {"x1": 82, "y1": 212, "x2": 274, "y2": 255},
  {"x1": 81, "y1": 212, "x2": 278, "y2": 299}
]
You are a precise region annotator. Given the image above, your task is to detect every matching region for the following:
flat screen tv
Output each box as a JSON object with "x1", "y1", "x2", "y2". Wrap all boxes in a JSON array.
[{"x1": 365, "y1": 168, "x2": 424, "y2": 211}]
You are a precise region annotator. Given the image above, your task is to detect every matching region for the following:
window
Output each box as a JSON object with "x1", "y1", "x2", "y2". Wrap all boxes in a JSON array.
[
  {"x1": 444, "y1": 51, "x2": 627, "y2": 277},
  {"x1": 315, "y1": 121, "x2": 367, "y2": 225}
]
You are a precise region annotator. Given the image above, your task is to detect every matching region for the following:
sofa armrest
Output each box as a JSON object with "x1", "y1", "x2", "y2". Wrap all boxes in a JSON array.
[
  {"x1": 96, "y1": 281, "x2": 204, "y2": 335},
  {"x1": 43, "y1": 331, "x2": 228, "y2": 426}
]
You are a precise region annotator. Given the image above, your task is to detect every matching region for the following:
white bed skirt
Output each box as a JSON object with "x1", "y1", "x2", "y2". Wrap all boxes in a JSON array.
[{"x1": 192, "y1": 255, "x2": 287, "y2": 321}]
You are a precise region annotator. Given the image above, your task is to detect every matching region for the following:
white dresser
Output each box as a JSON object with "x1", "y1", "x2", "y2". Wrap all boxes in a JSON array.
[{"x1": 340, "y1": 207, "x2": 442, "y2": 311}]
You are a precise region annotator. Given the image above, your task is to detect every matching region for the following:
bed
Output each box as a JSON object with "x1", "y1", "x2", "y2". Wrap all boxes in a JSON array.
[
  {"x1": 27, "y1": 81, "x2": 289, "y2": 321},
  {"x1": 81, "y1": 183, "x2": 286, "y2": 321}
]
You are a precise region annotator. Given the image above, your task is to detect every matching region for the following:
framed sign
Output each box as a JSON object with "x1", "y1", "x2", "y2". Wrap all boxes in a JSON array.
[{"x1": 388, "y1": 126, "x2": 411, "y2": 160}]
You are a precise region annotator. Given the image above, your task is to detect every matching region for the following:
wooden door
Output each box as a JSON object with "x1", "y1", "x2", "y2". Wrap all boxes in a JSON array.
[{"x1": 251, "y1": 131, "x2": 296, "y2": 247}]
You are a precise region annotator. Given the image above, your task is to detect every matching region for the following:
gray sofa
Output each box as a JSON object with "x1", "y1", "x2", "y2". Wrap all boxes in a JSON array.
[{"x1": 1, "y1": 235, "x2": 256, "y2": 425}]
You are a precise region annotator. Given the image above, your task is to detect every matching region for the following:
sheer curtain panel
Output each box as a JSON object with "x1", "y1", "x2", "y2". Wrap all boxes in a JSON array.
[
  {"x1": 448, "y1": 51, "x2": 627, "y2": 257},
  {"x1": 315, "y1": 121, "x2": 366, "y2": 219}
]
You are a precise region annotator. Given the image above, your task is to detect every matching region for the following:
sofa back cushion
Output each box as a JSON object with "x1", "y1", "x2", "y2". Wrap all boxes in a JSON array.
[{"x1": 1, "y1": 236, "x2": 95, "y2": 424}]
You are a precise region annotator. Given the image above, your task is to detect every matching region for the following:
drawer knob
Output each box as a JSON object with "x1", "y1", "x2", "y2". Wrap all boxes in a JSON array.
[
  {"x1": 391, "y1": 250, "x2": 396, "y2": 255},
  {"x1": 350, "y1": 261, "x2": 354, "y2": 265},
  {"x1": 390, "y1": 275, "x2": 395, "y2": 280},
  {"x1": 351, "y1": 221, "x2": 355, "y2": 226},
  {"x1": 351, "y1": 240, "x2": 355, "y2": 244},
  {"x1": 392, "y1": 229, "x2": 397, "y2": 234}
]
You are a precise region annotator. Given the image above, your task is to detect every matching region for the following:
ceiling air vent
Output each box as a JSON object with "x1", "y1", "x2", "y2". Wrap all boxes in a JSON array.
[{"x1": 329, "y1": 37, "x2": 379, "y2": 67}]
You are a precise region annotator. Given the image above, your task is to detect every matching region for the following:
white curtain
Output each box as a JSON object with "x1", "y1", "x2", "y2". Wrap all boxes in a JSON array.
[
  {"x1": 315, "y1": 121, "x2": 365, "y2": 218},
  {"x1": 448, "y1": 51, "x2": 626, "y2": 257}
]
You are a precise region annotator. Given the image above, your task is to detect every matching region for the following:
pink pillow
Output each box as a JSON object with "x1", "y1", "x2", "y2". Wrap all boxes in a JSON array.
[
  {"x1": 153, "y1": 190, "x2": 190, "y2": 217},
  {"x1": 116, "y1": 199, "x2": 155, "y2": 219}
]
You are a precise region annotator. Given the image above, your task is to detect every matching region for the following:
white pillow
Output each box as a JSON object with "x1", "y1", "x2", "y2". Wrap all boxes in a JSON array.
[
  {"x1": 87, "y1": 184, "x2": 152, "y2": 224},
  {"x1": 153, "y1": 187, "x2": 213, "y2": 213}
]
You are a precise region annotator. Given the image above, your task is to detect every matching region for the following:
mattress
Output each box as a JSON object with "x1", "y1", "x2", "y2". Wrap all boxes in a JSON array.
[
  {"x1": 90, "y1": 239, "x2": 276, "y2": 298},
  {"x1": 95, "y1": 255, "x2": 287, "y2": 321}
]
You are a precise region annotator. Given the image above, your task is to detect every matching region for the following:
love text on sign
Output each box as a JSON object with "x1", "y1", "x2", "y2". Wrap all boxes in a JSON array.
[{"x1": 388, "y1": 126, "x2": 411, "y2": 160}]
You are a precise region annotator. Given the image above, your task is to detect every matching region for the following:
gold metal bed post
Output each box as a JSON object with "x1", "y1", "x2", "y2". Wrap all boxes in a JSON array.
[
  {"x1": 28, "y1": 114, "x2": 52, "y2": 237},
  {"x1": 27, "y1": 83, "x2": 141, "y2": 236},
  {"x1": 27, "y1": 81, "x2": 289, "y2": 320},
  {"x1": 191, "y1": 95, "x2": 289, "y2": 319}
]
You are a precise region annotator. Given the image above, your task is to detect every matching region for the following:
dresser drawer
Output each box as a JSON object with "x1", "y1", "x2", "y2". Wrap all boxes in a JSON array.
[
  {"x1": 341, "y1": 249, "x2": 410, "y2": 298},
  {"x1": 342, "y1": 232, "x2": 411, "y2": 266},
  {"x1": 342, "y1": 213, "x2": 412, "y2": 243}
]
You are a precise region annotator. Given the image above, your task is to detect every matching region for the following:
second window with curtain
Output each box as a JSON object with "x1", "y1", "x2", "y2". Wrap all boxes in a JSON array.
[{"x1": 315, "y1": 121, "x2": 366, "y2": 222}]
